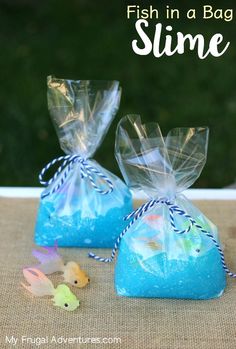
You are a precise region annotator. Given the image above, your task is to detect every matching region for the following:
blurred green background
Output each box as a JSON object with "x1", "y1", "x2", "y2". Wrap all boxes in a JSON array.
[{"x1": 0, "y1": 0, "x2": 235, "y2": 187}]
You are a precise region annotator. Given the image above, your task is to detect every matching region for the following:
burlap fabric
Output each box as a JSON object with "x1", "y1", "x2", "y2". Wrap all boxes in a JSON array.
[{"x1": 0, "y1": 198, "x2": 236, "y2": 349}]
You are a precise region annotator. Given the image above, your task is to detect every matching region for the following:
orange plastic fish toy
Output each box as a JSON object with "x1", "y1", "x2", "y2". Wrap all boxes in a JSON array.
[
  {"x1": 31, "y1": 243, "x2": 90, "y2": 288},
  {"x1": 144, "y1": 214, "x2": 164, "y2": 230}
]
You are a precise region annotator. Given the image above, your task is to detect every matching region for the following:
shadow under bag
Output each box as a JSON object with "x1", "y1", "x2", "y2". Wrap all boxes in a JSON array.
[{"x1": 35, "y1": 77, "x2": 133, "y2": 247}]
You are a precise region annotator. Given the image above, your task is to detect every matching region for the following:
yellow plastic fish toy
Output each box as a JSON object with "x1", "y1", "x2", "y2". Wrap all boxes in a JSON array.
[
  {"x1": 22, "y1": 268, "x2": 80, "y2": 311},
  {"x1": 31, "y1": 243, "x2": 90, "y2": 288}
]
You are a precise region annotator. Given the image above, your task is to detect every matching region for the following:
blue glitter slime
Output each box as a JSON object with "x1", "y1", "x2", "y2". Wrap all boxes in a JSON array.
[
  {"x1": 35, "y1": 163, "x2": 133, "y2": 247},
  {"x1": 114, "y1": 202, "x2": 226, "y2": 300}
]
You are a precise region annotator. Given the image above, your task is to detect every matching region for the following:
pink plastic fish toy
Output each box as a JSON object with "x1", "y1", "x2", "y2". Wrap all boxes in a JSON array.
[
  {"x1": 21, "y1": 268, "x2": 80, "y2": 311},
  {"x1": 31, "y1": 243, "x2": 90, "y2": 288}
]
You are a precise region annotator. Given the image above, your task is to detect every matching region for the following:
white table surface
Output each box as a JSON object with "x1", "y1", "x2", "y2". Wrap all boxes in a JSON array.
[{"x1": 0, "y1": 187, "x2": 236, "y2": 200}]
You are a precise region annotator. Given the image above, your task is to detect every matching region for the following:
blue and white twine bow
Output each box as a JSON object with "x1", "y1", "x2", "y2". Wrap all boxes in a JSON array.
[
  {"x1": 39, "y1": 154, "x2": 113, "y2": 199},
  {"x1": 89, "y1": 198, "x2": 236, "y2": 278}
]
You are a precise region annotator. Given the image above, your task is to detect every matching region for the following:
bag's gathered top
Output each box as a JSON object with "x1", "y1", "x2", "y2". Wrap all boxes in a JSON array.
[{"x1": 39, "y1": 77, "x2": 121, "y2": 198}]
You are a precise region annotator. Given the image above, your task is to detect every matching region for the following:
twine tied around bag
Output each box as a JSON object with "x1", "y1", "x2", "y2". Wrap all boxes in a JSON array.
[
  {"x1": 39, "y1": 154, "x2": 113, "y2": 199},
  {"x1": 89, "y1": 197, "x2": 236, "y2": 278}
]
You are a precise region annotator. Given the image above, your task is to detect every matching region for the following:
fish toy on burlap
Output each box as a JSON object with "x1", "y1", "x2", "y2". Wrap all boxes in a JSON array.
[
  {"x1": 31, "y1": 243, "x2": 90, "y2": 288},
  {"x1": 21, "y1": 268, "x2": 80, "y2": 311}
]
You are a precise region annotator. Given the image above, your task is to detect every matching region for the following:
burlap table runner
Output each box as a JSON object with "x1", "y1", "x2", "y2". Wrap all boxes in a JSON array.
[{"x1": 0, "y1": 198, "x2": 236, "y2": 349}]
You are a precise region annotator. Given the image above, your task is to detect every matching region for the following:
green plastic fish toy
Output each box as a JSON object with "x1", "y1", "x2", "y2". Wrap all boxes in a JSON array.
[
  {"x1": 22, "y1": 268, "x2": 80, "y2": 311},
  {"x1": 53, "y1": 284, "x2": 80, "y2": 311}
]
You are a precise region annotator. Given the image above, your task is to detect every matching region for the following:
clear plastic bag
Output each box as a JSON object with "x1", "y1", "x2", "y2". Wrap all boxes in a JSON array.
[
  {"x1": 34, "y1": 77, "x2": 133, "y2": 247},
  {"x1": 113, "y1": 115, "x2": 226, "y2": 299}
]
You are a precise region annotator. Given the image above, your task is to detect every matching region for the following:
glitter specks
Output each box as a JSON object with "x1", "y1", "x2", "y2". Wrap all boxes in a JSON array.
[
  {"x1": 115, "y1": 240, "x2": 226, "y2": 299},
  {"x1": 35, "y1": 197, "x2": 133, "y2": 247}
]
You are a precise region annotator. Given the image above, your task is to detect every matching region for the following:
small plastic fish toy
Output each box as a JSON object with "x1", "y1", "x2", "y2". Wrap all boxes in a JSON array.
[
  {"x1": 31, "y1": 243, "x2": 90, "y2": 288},
  {"x1": 21, "y1": 268, "x2": 80, "y2": 311},
  {"x1": 144, "y1": 215, "x2": 164, "y2": 230}
]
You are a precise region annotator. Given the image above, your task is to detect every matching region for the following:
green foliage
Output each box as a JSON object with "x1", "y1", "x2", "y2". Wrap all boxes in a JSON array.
[{"x1": 0, "y1": 0, "x2": 235, "y2": 187}]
